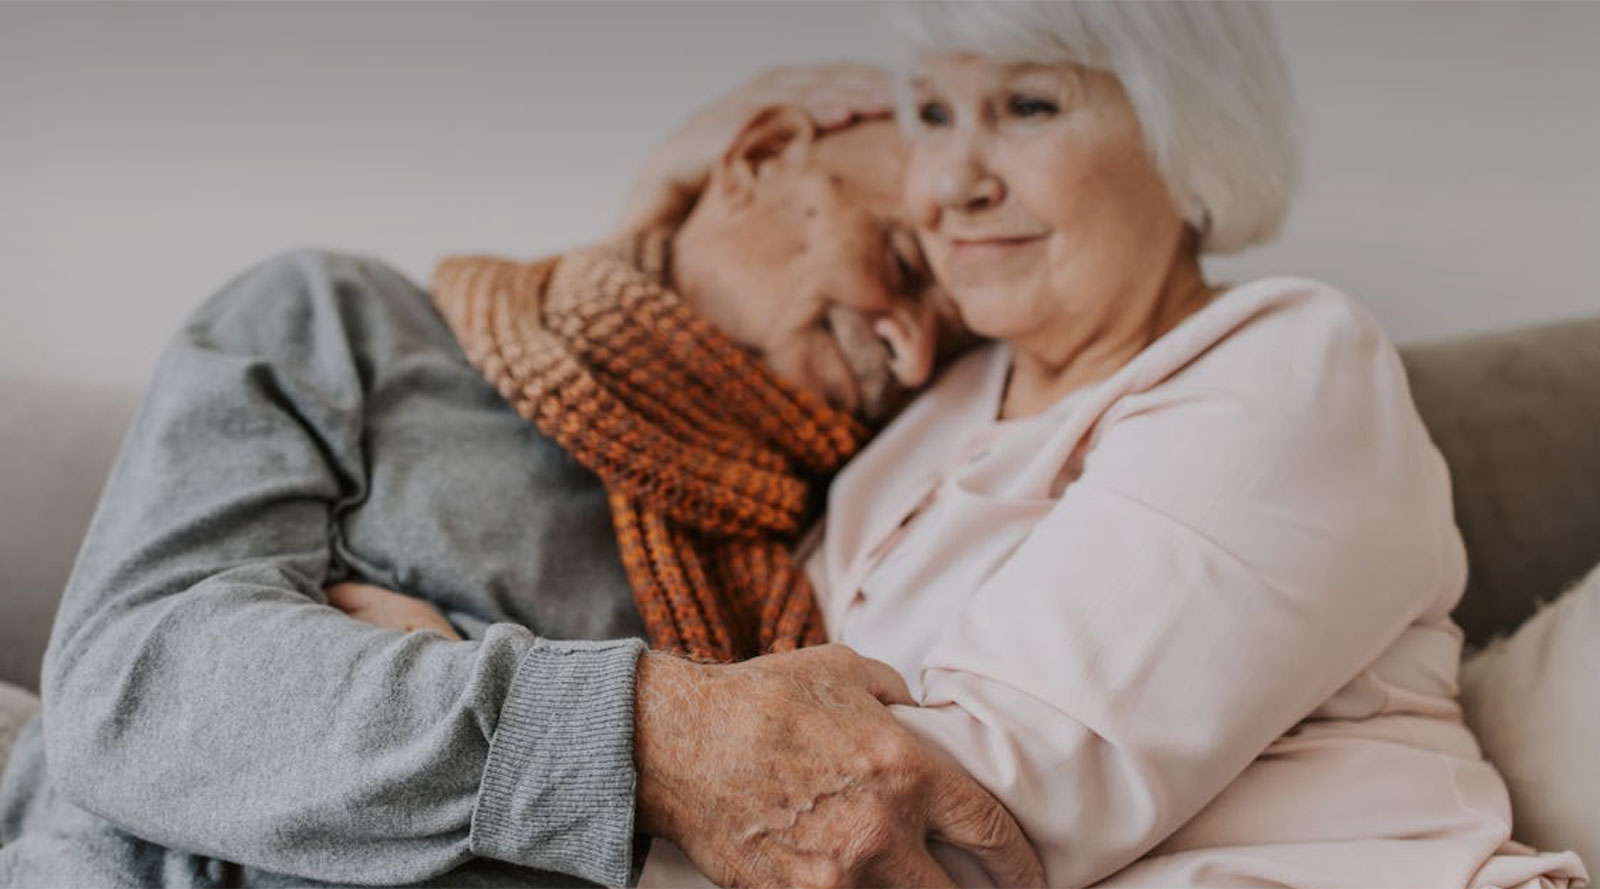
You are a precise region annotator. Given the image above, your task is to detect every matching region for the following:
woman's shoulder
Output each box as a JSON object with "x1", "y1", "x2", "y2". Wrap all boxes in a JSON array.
[
  {"x1": 1093, "y1": 274, "x2": 1430, "y2": 486},
  {"x1": 1136, "y1": 275, "x2": 1400, "y2": 403},
  {"x1": 1187, "y1": 275, "x2": 1384, "y2": 357}
]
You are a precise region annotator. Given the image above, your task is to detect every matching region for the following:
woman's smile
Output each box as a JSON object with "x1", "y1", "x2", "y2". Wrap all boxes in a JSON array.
[{"x1": 940, "y1": 233, "x2": 1048, "y2": 270}]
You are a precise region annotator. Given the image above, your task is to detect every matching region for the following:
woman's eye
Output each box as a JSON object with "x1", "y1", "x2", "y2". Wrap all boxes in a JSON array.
[
  {"x1": 1006, "y1": 94, "x2": 1059, "y2": 119},
  {"x1": 916, "y1": 100, "x2": 950, "y2": 128}
]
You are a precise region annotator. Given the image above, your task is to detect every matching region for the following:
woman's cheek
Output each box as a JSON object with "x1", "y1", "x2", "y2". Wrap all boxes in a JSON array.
[{"x1": 901, "y1": 155, "x2": 943, "y2": 229}]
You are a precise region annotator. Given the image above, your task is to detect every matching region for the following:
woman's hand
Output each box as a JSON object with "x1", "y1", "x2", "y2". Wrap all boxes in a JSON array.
[
  {"x1": 617, "y1": 63, "x2": 894, "y2": 236},
  {"x1": 326, "y1": 582, "x2": 462, "y2": 641}
]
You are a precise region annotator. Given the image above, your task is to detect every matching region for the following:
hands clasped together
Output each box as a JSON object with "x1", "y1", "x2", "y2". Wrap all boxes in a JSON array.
[{"x1": 328, "y1": 581, "x2": 1043, "y2": 889}]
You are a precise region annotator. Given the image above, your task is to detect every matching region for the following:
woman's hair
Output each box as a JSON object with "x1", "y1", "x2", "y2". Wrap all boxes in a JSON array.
[{"x1": 887, "y1": 1, "x2": 1300, "y2": 254}]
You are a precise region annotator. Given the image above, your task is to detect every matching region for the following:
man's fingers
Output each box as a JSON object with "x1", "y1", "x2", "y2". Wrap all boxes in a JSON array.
[
  {"x1": 866, "y1": 846, "x2": 959, "y2": 889},
  {"x1": 926, "y1": 768, "x2": 1047, "y2": 889},
  {"x1": 853, "y1": 652, "x2": 916, "y2": 706}
]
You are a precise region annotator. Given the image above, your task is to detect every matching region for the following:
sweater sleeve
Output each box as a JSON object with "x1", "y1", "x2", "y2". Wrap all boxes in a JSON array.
[
  {"x1": 891, "y1": 287, "x2": 1463, "y2": 887},
  {"x1": 38, "y1": 248, "x2": 645, "y2": 887}
]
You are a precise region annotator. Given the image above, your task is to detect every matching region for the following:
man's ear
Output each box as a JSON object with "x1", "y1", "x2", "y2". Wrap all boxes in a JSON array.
[{"x1": 717, "y1": 105, "x2": 817, "y2": 203}]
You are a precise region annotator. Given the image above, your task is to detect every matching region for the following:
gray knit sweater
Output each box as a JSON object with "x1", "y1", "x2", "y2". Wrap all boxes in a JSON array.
[{"x1": 0, "y1": 248, "x2": 651, "y2": 887}]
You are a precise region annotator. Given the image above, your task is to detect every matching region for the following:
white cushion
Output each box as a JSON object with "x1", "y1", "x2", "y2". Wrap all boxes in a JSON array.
[{"x1": 1459, "y1": 561, "x2": 1600, "y2": 870}]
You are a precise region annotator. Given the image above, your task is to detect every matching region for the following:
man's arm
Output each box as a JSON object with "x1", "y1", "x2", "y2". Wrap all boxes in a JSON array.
[
  {"x1": 40, "y1": 249, "x2": 646, "y2": 886},
  {"x1": 333, "y1": 586, "x2": 1048, "y2": 888},
  {"x1": 45, "y1": 248, "x2": 1043, "y2": 889}
]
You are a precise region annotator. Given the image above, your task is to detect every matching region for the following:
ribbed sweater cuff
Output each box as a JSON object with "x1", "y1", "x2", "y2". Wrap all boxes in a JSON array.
[{"x1": 470, "y1": 636, "x2": 647, "y2": 887}]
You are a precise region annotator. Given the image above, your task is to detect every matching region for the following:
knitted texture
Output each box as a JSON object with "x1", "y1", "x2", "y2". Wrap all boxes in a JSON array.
[{"x1": 430, "y1": 232, "x2": 866, "y2": 661}]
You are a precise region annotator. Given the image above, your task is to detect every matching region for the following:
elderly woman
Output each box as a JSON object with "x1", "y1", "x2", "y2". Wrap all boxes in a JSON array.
[{"x1": 634, "y1": 2, "x2": 1589, "y2": 887}]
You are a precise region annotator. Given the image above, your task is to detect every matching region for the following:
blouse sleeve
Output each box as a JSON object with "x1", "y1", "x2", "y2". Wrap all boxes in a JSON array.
[{"x1": 892, "y1": 287, "x2": 1464, "y2": 887}]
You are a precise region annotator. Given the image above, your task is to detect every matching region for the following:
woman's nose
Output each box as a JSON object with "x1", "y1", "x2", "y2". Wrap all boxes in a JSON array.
[
  {"x1": 874, "y1": 306, "x2": 936, "y2": 390},
  {"x1": 934, "y1": 148, "x2": 1004, "y2": 213}
]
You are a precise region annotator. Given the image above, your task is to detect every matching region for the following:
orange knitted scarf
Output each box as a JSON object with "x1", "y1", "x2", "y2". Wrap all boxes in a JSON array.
[{"x1": 430, "y1": 232, "x2": 866, "y2": 661}]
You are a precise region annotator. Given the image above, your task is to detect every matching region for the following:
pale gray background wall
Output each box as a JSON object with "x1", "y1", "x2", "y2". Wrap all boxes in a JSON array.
[{"x1": 3, "y1": 0, "x2": 1597, "y2": 395}]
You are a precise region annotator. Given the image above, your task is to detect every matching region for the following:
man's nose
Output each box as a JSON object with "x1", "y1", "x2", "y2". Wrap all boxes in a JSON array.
[{"x1": 873, "y1": 306, "x2": 936, "y2": 390}]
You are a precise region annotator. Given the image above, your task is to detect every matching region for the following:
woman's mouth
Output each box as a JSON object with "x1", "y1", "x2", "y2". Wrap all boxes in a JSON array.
[{"x1": 947, "y1": 234, "x2": 1046, "y2": 260}]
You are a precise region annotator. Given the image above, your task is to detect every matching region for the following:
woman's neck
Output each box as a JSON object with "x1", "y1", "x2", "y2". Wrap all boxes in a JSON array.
[{"x1": 999, "y1": 245, "x2": 1218, "y2": 421}]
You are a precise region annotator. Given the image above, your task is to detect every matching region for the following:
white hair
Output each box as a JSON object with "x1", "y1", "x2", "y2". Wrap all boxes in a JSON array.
[{"x1": 887, "y1": 1, "x2": 1301, "y2": 254}]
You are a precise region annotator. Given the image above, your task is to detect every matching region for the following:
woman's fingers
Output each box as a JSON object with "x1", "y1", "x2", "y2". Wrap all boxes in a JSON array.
[
  {"x1": 760, "y1": 63, "x2": 894, "y2": 130},
  {"x1": 325, "y1": 582, "x2": 462, "y2": 641},
  {"x1": 616, "y1": 63, "x2": 893, "y2": 235},
  {"x1": 325, "y1": 581, "x2": 385, "y2": 610}
]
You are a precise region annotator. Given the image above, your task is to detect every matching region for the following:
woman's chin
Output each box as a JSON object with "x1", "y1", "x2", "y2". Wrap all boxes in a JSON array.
[{"x1": 946, "y1": 292, "x2": 1032, "y2": 342}]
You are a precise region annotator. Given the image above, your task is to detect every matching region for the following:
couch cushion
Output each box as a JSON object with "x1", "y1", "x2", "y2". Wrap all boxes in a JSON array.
[{"x1": 1400, "y1": 314, "x2": 1600, "y2": 648}]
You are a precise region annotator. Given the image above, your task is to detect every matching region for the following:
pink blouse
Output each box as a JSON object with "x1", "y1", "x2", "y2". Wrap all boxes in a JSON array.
[{"x1": 639, "y1": 277, "x2": 1588, "y2": 888}]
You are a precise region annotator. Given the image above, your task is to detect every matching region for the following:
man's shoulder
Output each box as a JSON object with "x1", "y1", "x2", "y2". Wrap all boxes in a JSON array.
[{"x1": 179, "y1": 247, "x2": 460, "y2": 365}]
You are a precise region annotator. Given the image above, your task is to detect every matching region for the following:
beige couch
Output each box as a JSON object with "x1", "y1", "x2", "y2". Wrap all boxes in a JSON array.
[{"x1": 3, "y1": 313, "x2": 1598, "y2": 862}]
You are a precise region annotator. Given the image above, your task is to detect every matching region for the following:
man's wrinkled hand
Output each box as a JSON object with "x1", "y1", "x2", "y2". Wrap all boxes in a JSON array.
[{"x1": 633, "y1": 644, "x2": 1045, "y2": 889}]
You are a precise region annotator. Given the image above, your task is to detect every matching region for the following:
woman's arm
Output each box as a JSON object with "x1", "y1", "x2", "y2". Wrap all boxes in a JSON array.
[
  {"x1": 891, "y1": 286, "x2": 1464, "y2": 886},
  {"x1": 40, "y1": 249, "x2": 646, "y2": 886}
]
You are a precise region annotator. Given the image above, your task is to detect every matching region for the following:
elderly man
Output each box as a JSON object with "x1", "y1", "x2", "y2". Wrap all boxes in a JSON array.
[{"x1": 0, "y1": 88, "x2": 1042, "y2": 889}]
